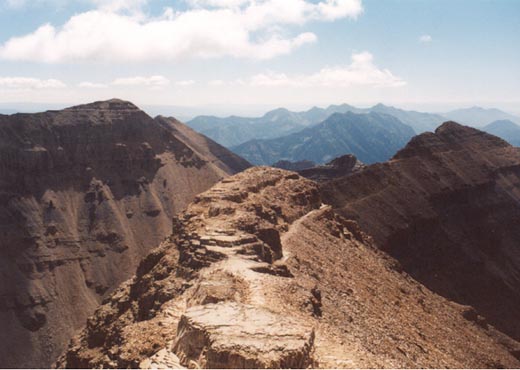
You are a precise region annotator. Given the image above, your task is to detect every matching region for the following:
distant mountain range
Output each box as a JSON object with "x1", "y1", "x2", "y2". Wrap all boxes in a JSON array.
[
  {"x1": 444, "y1": 107, "x2": 520, "y2": 127},
  {"x1": 482, "y1": 119, "x2": 520, "y2": 146},
  {"x1": 186, "y1": 104, "x2": 355, "y2": 147},
  {"x1": 231, "y1": 112, "x2": 415, "y2": 165},
  {"x1": 367, "y1": 103, "x2": 446, "y2": 133},
  {"x1": 187, "y1": 103, "x2": 445, "y2": 147}
]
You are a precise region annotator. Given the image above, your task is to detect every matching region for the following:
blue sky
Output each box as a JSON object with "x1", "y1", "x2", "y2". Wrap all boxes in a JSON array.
[{"x1": 0, "y1": 0, "x2": 518, "y2": 115}]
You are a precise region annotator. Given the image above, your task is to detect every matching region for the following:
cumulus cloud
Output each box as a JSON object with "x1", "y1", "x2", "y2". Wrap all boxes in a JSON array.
[
  {"x1": 111, "y1": 75, "x2": 170, "y2": 86},
  {"x1": 0, "y1": 0, "x2": 362, "y2": 62},
  {"x1": 248, "y1": 52, "x2": 406, "y2": 88},
  {"x1": 419, "y1": 34, "x2": 432, "y2": 43},
  {"x1": 0, "y1": 76, "x2": 66, "y2": 89}
]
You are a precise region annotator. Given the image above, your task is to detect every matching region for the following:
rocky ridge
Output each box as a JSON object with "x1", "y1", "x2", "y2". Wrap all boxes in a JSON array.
[
  {"x1": 58, "y1": 168, "x2": 322, "y2": 368},
  {"x1": 59, "y1": 164, "x2": 520, "y2": 368}
]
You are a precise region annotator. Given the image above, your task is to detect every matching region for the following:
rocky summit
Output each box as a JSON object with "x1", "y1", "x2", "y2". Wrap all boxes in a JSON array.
[
  {"x1": 0, "y1": 99, "x2": 249, "y2": 368},
  {"x1": 58, "y1": 121, "x2": 520, "y2": 368}
]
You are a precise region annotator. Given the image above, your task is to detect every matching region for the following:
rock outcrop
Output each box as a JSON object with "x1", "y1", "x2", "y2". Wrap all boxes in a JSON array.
[
  {"x1": 59, "y1": 165, "x2": 520, "y2": 368},
  {"x1": 297, "y1": 154, "x2": 364, "y2": 182},
  {"x1": 273, "y1": 155, "x2": 364, "y2": 182},
  {"x1": 322, "y1": 121, "x2": 520, "y2": 342},
  {"x1": 272, "y1": 159, "x2": 316, "y2": 171},
  {"x1": 0, "y1": 99, "x2": 250, "y2": 368}
]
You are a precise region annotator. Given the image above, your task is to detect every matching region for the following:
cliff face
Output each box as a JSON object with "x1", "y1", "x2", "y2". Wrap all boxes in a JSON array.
[
  {"x1": 321, "y1": 122, "x2": 520, "y2": 342},
  {"x1": 0, "y1": 99, "x2": 249, "y2": 368},
  {"x1": 59, "y1": 166, "x2": 520, "y2": 369}
]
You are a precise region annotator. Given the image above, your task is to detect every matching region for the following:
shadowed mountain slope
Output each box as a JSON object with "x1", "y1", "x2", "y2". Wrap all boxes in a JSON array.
[
  {"x1": 321, "y1": 122, "x2": 520, "y2": 341},
  {"x1": 0, "y1": 99, "x2": 249, "y2": 368}
]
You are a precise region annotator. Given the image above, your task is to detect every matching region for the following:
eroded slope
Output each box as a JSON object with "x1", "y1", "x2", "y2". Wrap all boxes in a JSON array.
[{"x1": 0, "y1": 99, "x2": 249, "y2": 367}]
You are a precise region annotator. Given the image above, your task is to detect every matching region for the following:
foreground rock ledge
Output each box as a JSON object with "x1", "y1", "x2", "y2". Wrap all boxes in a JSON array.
[{"x1": 173, "y1": 302, "x2": 315, "y2": 368}]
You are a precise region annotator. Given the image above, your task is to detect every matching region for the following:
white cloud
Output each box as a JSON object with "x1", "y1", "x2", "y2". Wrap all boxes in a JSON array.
[
  {"x1": 0, "y1": 76, "x2": 66, "y2": 89},
  {"x1": 316, "y1": 0, "x2": 364, "y2": 21},
  {"x1": 112, "y1": 75, "x2": 170, "y2": 86},
  {"x1": 188, "y1": 0, "x2": 363, "y2": 20},
  {"x1": 78, "y1": 81, "x2": 108, "y2": 88},
  {"x1": 419, "y1": 34, "x2": 432, "y2": 43},
  {"x1": 0, "y1": 0, "x2": 362, "y2": 62},
  {"x1": 248, "y1": 52, "x2": 406, "y2": 88}
]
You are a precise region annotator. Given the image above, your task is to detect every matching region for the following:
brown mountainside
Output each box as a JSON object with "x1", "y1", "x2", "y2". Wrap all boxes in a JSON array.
[
  {"x1": 59, "y1": 121, "x2": 520, "y2": 369},
  {"x1": 321, "y1": 121, "x2": 520, "y2": 341},
  {"x1": 0, "y1": 99, "x2": 249, "y2": 368}
]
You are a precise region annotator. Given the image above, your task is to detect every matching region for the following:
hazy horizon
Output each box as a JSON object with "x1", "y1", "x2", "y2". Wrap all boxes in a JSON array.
[{"x1": 1, "y1": 100, "x2": 519, "y2": 122}]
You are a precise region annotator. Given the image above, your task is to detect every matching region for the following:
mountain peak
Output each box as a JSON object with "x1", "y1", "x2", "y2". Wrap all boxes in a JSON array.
[
  {"x1": 263, "y1": 107, "x2": 290, "y2": 116},
  {"x1": 327, "y1": 103, "x2": 355, "y2": 110},
  {"x1": 434, "y1": 120, "x2": 467, "y2": 134},
  {"x1": 65, "y1": 98, "x2": 140, "y2": 112},
  {"x1": 395, "y1": 121, "x2": 510, "y2": 160}
]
